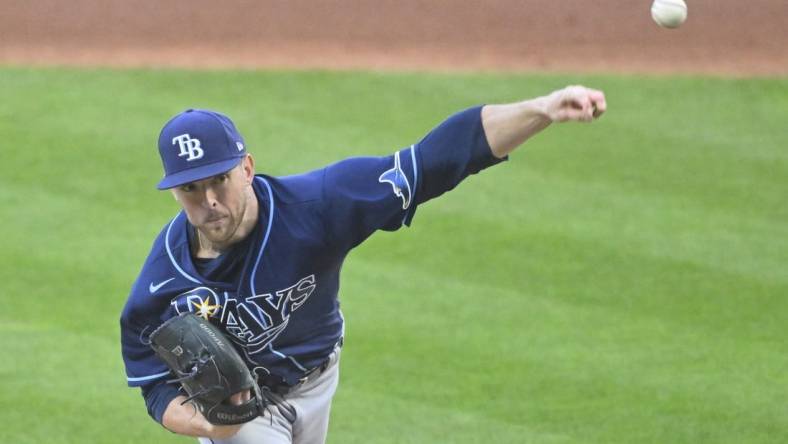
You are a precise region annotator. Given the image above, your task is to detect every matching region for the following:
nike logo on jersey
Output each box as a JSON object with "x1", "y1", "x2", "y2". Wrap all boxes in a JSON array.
[
  {"x1": 379, "y1": 151, "x2": 412, "y2": 210},
  {"x1": 149, "y1": 277, "x2": 175, "y2": 294}
]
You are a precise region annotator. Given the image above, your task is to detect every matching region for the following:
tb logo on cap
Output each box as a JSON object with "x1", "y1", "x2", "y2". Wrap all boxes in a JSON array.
[{"x1": 172, "y1": 134, "x2": 204, "y2": 161}]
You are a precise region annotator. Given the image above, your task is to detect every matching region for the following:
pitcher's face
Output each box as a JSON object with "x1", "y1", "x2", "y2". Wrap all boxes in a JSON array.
[{"x1": 171, "y1": 155, "x2": 255, "y2": 245}]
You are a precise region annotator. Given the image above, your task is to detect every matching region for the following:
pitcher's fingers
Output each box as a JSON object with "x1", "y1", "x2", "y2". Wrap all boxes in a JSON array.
[
  {"x1": 558, "y1": 108, "x2": 592, "y2": 123},
  {"x1": 589, "y1": 90, "x2": 607, "y2": 117}
]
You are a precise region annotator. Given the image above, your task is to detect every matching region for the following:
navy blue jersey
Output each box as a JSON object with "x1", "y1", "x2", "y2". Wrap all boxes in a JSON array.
[{"x1": 120, "y1": 106, "x2": 504, "y2": 421}]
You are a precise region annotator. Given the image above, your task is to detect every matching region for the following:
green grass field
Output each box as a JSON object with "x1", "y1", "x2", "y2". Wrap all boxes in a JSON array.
[{"x1": 0, "y1": 67, "x2": 786, "y2": 443}]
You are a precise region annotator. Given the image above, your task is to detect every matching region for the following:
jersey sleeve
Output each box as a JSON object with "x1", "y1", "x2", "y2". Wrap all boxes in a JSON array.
[
  {"x1": 120, "y1": 284, "x2": 177, "y2": 388},
  {"x1": 322, "y1": 105, "x2": 504, "y2": 251},
  {"x1": 414, "y1": 105, "x2": 506, "y2": 204},
  {"x1": 321, "y1": 147, "x2": 419, "y2": 251},
  {"x1": 120, "y1": 232, "x2": 181, "y2": 388}
]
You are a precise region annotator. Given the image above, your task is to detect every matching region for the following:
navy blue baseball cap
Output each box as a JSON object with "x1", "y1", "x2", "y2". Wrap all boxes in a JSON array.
[{"x1": 156, "y1": 109, "x2": 247, "y2": 190}]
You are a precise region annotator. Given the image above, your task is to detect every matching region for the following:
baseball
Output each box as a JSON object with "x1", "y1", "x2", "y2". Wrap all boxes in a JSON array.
[{"x1": 651, "y1": 0, "x2": 687, "y2": 29}]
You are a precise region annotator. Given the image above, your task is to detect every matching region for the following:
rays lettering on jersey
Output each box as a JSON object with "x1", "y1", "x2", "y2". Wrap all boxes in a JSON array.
[{"x1": 170, "y1": 275, "x2": 316, "y2": 355}]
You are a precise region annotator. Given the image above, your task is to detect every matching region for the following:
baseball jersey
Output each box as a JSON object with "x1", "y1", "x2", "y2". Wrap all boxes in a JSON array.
[{"x1": 120, "y1": 105, "x2": 505, "y2": 421}]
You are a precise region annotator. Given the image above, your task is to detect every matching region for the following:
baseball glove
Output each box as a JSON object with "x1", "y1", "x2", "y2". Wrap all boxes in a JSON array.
[{"x1": 149, "y1": 312, "x2": 265, "y2": 425}]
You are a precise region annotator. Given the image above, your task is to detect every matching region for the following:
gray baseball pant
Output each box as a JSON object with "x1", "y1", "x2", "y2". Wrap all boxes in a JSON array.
[{"x1": 198, "y1": 348, "x2": 340, "y2": 444}]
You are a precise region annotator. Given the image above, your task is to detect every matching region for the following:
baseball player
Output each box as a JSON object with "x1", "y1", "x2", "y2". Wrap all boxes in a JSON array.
[{"x1": 120, "y1": 85, "x2": 606, "y2": 443}]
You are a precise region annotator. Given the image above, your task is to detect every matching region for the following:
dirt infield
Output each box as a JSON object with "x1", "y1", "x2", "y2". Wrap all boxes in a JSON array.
[{"x1": 0, "y1": 0, "x2": 786, "y2": 76}]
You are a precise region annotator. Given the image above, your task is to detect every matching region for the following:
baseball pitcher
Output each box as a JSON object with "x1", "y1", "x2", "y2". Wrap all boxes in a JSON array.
[{"x1": 120, "y1": 85, "x2": 606, "y2": 443}]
